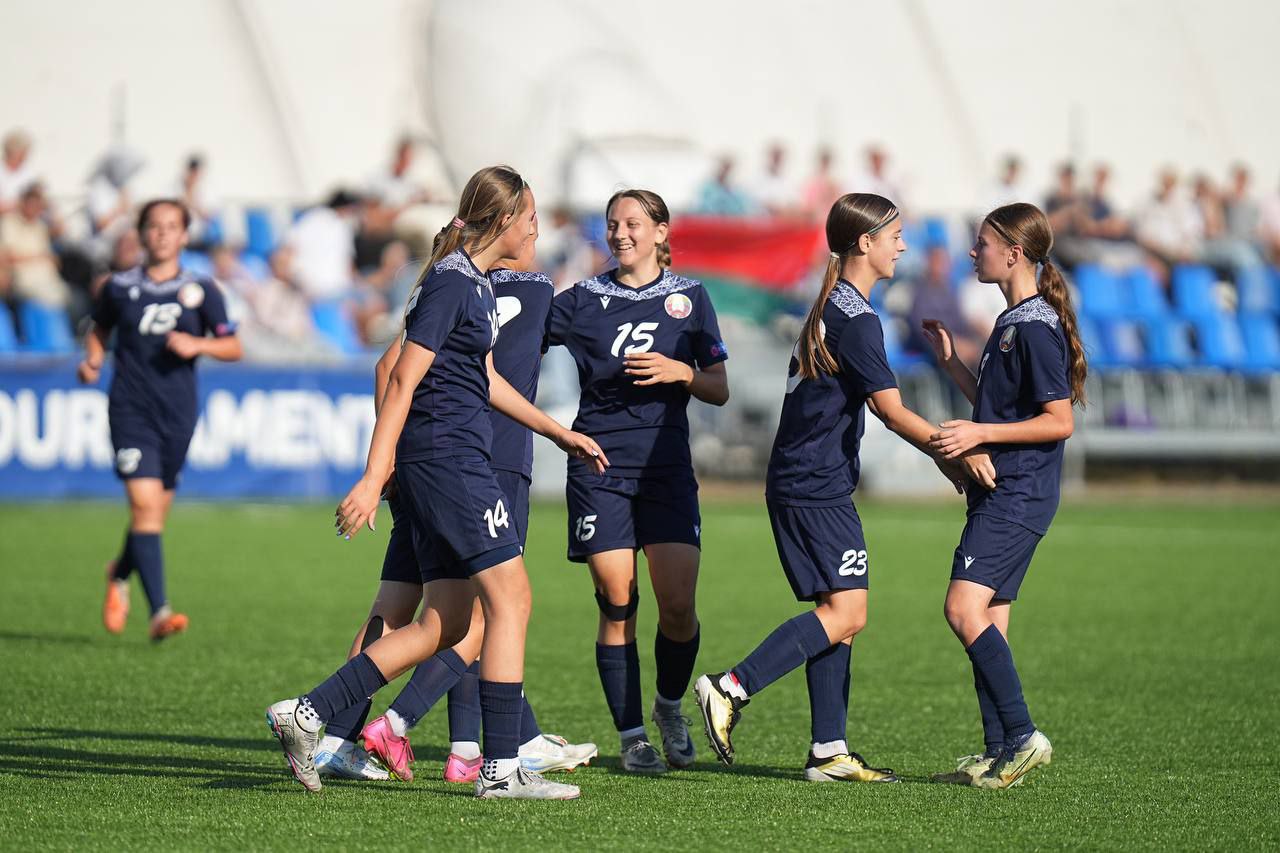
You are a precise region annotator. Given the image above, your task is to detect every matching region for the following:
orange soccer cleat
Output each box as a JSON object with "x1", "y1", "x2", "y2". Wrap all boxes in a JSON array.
[
  {"x1": 148, "y1": 609, "x2": 189, "y2": 641},
  {"x1": 102, "y1": 562, "x2": 130, "y2": 634}
]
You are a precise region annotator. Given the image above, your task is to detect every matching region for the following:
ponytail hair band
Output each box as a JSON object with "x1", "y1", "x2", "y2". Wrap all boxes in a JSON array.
[
  {"x1": 830, "y1": 252, "x2": 841, "y2": 260},
  {"x1": 452, "y1": 217, "x2": 466, "y2": 229}
]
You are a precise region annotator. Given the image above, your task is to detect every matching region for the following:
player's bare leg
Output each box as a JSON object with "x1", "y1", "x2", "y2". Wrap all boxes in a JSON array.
[{"x1": 644, "y1": 542, "x2": 700, "y2": 768}]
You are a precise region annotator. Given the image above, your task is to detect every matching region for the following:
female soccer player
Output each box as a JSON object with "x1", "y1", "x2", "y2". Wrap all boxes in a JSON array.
[
  {"x1": 265, "y1": 166, "x2": 606, "y2": 800},
  {"x1": 694, "y1": 193, "x2": 989, "y2": 782},
  {"x1": 315, "y1": 221, "x2": 596, "y2": 785},
  {"x1": 921, "y1": 202, "x2": 1084, "y2": 789},
  {"x1": 546, "y1": 189, "x2": 730, "y2": 773},
  {"x1": 79, "y1": 199, "x2": 242, "y2": 641}
]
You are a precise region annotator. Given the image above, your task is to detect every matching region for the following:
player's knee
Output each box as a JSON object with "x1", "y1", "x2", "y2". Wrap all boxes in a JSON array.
[
  {"x1": 943, "y1": 598, "x2": 975, "y2": 636},
  {"x1": 657, "y1": 600, "x2": 697, "y2": 636},
  {"x1": 595, "y1": 586, "x2": 639, "y2": 623}
]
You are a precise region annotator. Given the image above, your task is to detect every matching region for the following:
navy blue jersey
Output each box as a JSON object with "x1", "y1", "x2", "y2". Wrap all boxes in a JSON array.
[
  {"x1": 489, "y1": 269, "x2": 554, "y2": 477},
  {"x1": 90, "y1": 266, "x2": 235, "y2": 424},
  {"x1": 766, "y1": 281, "x2": 898, "y2": 506},
  {"x1": 547, "y1": 269, "x2": 728, "y2": 478},
  {"x1": 966, "y1": 294, "x2": 1071, "y2": 535},
  {"x1": 396, "y1": 249, "x2": 499, "y2": 463}
]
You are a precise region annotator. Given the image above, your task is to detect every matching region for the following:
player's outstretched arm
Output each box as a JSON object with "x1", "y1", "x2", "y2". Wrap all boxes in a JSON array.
[
  {"x1": 77, "y1": 323, "x2": 110, "y2": 384},
  {"x1": 930, "y1": 398, "x2": 1073, "y2": 459},
  {"x1": 623, "y1": 353, "x2": 730, "y2": 406},
  {"x1": 486, "y1": 353, "x2": 609, "y2": 474},
  {"x1": 867, "y1": 387, "x2": 995, "y2": 492},
  {"x1": 921, "y1": 319, "x2": 978, "y2": 404},
  {"x1": 337, "y1": 341, "x2": 435, "y2": 538}
]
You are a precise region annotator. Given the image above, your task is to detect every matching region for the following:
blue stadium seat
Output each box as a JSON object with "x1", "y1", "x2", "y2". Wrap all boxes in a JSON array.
[
  {"x1": 311, "y1": 300, "x2": 364, "y2": 355},
  {"x1": 880, "y1": 314, "x2": 924, "y2": 369},
  {"x1": 1143, "y1": 317, "x2": 1196, "y2": 369},
  {"x1": 180, "y1": 250, "x2": 215, "y2": 277},
  {"x1": 1241, "y1": 315, "x2": 1280, "y2": 373},
  {"x1": 202, "y1": 213, "x2": 225, "y2": 246},
  {"x1": 0, "y1": 303, "x2": 19, "y2": 353},
  {"x1": 1237, "y1": 266, "x2": 1278, "y2": 316},
  {"x1": 1123, "y1": 267, "x2": 1169, "y2": 320},
  {"x1": 239, "y1": 253, "x2": 271, "y2": 281},
  {"x1": 1099, "y1": 320, "x2": 1145, "y2": 368},
  {"x1": 1075, "y1": 264, "x2": 1126, "y2": 320},
  {"x1": 1076, "y1": 315, "x2": 1111, "y2": 370},
  {"x1": 1193, "y1": 315, "x2": 1247, "y2": 370},
  {"x1": 921, "y1": 217, "x2": 949, "y2": 251},
  {"x1": 1172, "y1": 264, "x2": 1219, "y2": 317},
  {"x1": 245, "y1": 208, "x2": 278, "y2": 260},
  {"x1": 19, "y1": 302, "x2": 75, "y2": 354}
]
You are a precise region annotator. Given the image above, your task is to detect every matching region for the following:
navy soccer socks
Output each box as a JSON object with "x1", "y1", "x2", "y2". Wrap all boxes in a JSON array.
[
  {"x1": 447, "y1": 662, "x2": 483, "y2": 747},
  {"x1": 302, "y1": 652, "x2": 388, "y2": 723},
  {"x1": 733, "y1": 610, "x2": 831, "y2": 696},
  {"x1": 805, "y1": 638, "x2": 851, "y2": 745},
  {"x1": 126, "y1": 532, "x2": 166, "y2": 616},
  {"x1": 389, "y1": 648, "x2": 469, "y2": 730},
  {"x1": 479, "y1": 680, "x2": 523, "y2": 777},
  {"x1": 965, "y1": 624, "x2": 1034, "y2": 742},
  {"x1": 972, "y1": 659, "x2": 1005, "y2": 753},
  {"x1": 654, "y1": 625, "x2": 700, "y2": 704},
  {"x1": 596, "y1": 642, "x2": 644, "y2": 736}
]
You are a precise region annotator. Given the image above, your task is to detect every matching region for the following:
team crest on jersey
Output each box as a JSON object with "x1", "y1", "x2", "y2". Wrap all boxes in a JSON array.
[
  {"x1": 128, "y1": 286, "x2": 140, "y2": 301},
  {"x1": 999, "y1": 325, "x2": 1017, "y2": 353},
  {"x1": 178, "y1": 282, "x2": 205, "y2": 309},
  {"x1": 664, "y1": 293, "x2": 692, "y2": 319},
  {"x1": 116, "y1": 448, "x2": 142, "y2": 475}
]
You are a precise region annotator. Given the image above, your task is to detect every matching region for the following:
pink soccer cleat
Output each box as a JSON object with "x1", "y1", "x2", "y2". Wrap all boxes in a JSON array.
[
  {"x1": 361, "y1": 715, "x2": 415, "y2": 781},
  {"x1": 443, "y1": 752, "x2": 483, "y2": 784}
]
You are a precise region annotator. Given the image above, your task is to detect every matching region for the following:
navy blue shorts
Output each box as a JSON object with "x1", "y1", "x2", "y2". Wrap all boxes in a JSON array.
[
  {"x1": 380, "y1": 469, "x2": 531, "y2": 585},
  {"x1": 394, "y1": 456, "x2": 523, "y2": 583},
  {"x1": 108, "y1": 410, "x2": 195, "y2": 491},
  {"x1": 565, "y1": 472, "x2": 700, "y2": 562},
  {"x1": 768, "y1": 501, "x2": 869, "y2": 602},
  {"x1": 950, "y1": 514, "x2": 1042, "y2": 601}
]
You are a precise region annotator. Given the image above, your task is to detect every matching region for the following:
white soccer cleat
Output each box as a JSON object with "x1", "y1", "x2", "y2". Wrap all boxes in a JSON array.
[
  {"x1": 475, "y1": 766, "x2": 581, "y2": 800},
  {"x1": 265, "y1": 698, "x2": 323, "y2": 792},
  {"x1": 519, "y1": 734, "x2": 598, "y2": 774},
  {"x1": 315, "y1": 739, "x2": 391, "y2": 781},
  {"x1": 651, "y1": 702, "x2": 697, "y2": 768},
  {"x1": 975, "y1": 730, "x2": 1053, "y2": 789}
]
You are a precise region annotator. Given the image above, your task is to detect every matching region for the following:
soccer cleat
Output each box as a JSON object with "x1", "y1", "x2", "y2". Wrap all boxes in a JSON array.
[
  {"x1": 930, "y1": 749, "x2": 1001, "y2": 785},
  {"x1": 444, "y1": 752, "x2": 484, "y2": 784},
  {"x1": 361, "y1": 715, "x2": 415, "y2": 781},
  {"x1": 315, "y1": 740, "x2": 391, "y2": 781},
  {"x1": 803, "y1": 751, "x2": 898, "y2": 783},
  {"x1": 651, "y1": 702, "x2": 696, "y2": 768},
  {"x1": 265, "y1": 698, "x2": 323, "y2": 792},
  {"x1": 519, "y1": 734, "x2": 598, "y2": 774},
  {"x1": 974, "y1": 730, "x2": 1053, "y2": 789},
  {"x1": 475, "y1": 766, "x2": 580, "y2": 800},
  {"x1": 619, "y1": 738, "x2": 667, "y2": 774},
  {"x1": 148, "y1": 609, "x2": 188, "y2": 641},
  {"x1": 102, "y1": 562, "x2": 129, "y2": 634},
  {"x1": 694, "y1": 672, "x2": 748, "y2": 766}
]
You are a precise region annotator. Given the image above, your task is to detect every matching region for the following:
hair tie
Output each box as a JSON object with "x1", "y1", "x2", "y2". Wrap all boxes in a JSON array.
[
  {"x1": 451, "y1": 217, "x2": 466, "y2": 230},
  {"x1": 830, "y1": 252, "x2": 840, "y2": 260}
]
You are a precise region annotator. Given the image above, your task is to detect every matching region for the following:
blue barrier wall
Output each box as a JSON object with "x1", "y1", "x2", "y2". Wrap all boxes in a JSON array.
[{"x1": 0, "y1": 361, "x2": 375, "y2": 499}]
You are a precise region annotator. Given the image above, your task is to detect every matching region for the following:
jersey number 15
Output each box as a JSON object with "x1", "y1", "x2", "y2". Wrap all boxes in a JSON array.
[
  {"x1": 610, "y1": 322, "x2": 659, "y2": 357},
  {"x1": 138, "y1": 303, "x2": 183, "y2": 335}
]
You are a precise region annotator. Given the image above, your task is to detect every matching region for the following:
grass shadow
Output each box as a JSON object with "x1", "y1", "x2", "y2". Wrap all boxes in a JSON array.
[
  {"x1": 8, "y1": 727, "x2": 277, "y2": 752},
  {"x1": 0, "y1": 630, "x2": 98, "y2": 646}
]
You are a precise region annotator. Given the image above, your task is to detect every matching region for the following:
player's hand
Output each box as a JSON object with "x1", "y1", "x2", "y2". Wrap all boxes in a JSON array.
[
  {"x1": 960, "y1": 450, "x2": 997, "y2": 490},
  {"x1": 624, "y1": 352, "x2": 694, "y2": 387},
  {"x1": 930, "y1": 419, "x2": 987, "y2": 459},
  {"x1": 76, "y1": 359, "x2": 101, "y2": 385},
  {"x1": 920, "y1": 319, "x2": 954, "y2": 364},
  {"x1": 554, "y1": 428, "x2": 609, "y2": 475},
  {"x1": 165, "y1": 331, "x2": 204, "y2": 359},
  {"x1": 933, "y1": 457, "x2": 966, "y2": 494},
  {"x1": 336, "y1": 477, "x2": 381, "y2": 539}
]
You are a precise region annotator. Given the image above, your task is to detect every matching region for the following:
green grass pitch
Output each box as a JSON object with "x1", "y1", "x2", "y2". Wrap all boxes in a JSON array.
[{"x1": 1, "y1": 498, "x2": 1278, "y2": 850}]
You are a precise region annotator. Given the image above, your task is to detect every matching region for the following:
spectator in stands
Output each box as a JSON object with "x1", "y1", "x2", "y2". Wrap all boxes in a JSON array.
[
  {"x1": 86, "y1": 145, "x2": 145, "y2": 237},
  {"x1": 210, "y1": 244, "x2": 260, "y2": 303},
  {"x1": 1222, "y1": 163, "x2": 1260, "y2": 244},
  {"x1": 750, "y1": 143, "x2": 795, "y2": 217},
  {"x1": 252, "y1": 246, "x2": 317, "y2": 346},
  {"x1": 1135, "y1": 168, "x2": 1204, "y2": 279},
  {"x1": 1194, "y1": 172, "x2": 1266, "y2": 280},
  {"x1": 800, "y1": 147, "x2": 842, "y2": 223},
  {"x1": 906, "y1": 244, "x2": 983, "y2": 366},
  {"x1": 0, "y1": 130, "x2": 37, "y2": 215},
  {"x1": 1082, "y1": 164, "x2": 1131, "y2": 240},
  {"x1": 286, "y1": 189, "x2": 361, "y2": 303},
  {"x1": 980, "y1": 154, "x2": 1032, "y2": 213},
  {"x1": 176, "y1": 154, "x2": 219, "y2": 249},
  {"x1": 352, "y1": 239, "x2": 410, "y2": 346},
  {"x1": 361, "y1": 136, "x2": 431, "y2": 265},
  {"x1": 1259, "y1": 175, "x2": 1280, "y2": 265},
  {"x1": 696, "y1": 156, "x2": 754, "y2": 216},
  {"x1": 1041, "y1": 162, "x2": 1099, "y2": 268},
  {"x1": 538, "y1": 204, "x2": 593, "y2": 291},
  {"x1": 855, "y1": 145, "x2": 904, "y2": 207},
  {"x1": 0, "y1": 183, "x2": 72, "y2": 311}
]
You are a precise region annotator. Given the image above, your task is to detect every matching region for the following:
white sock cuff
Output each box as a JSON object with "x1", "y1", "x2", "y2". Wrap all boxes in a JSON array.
[
  {"x1": 811, "y1": 739, "x2": 848, "y2": 759},
  {"x1": 450, "y1": 740, "x2": 481, "y2": 760},
  {"x1": 618, "y1": 725, "x2": 647, "y2": 743},
  {"x1": 385, "y1": 709, "x2": 409, "y2": 737}
]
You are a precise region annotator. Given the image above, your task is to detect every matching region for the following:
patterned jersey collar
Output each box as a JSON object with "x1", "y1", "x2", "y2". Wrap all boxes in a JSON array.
[
  {"x1": 115, "y1": 266, "x2": 198, "y2": 294},
  {"x1": 432, "y1": 249, "x2": 488, "y2": 287},
  {"x1": 579, "y1": 268, "x2": 699, "y2": 301},
  {"x1": 489, "y1": 269, "x2": 552, "y2": 287},
  {"x1": 830, "y1": 280, "x2": 875, "y2": 318},
  {"x1": 996, "y1": 294, "x2": 1059, "y2": 329}
]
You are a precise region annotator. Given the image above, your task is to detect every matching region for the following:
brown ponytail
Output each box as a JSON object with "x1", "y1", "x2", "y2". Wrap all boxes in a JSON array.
[
  {"x1": 984, "y1": 202, "x2": 1088, "y2": 406},
  {"x1": 425, "y1": 165, "x2": 528, "y2": 272},
  {"x1": 796, "y1": 193, "x2": 899, "y2": 379},
  {"x1": 605, "y1": 189, "x2": 671, "y2": 268}
]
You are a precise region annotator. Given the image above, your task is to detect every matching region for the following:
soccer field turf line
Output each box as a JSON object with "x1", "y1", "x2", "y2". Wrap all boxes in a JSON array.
[{"x1": 0, "y1": 500, "x2": 1277, "y2": 850}]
